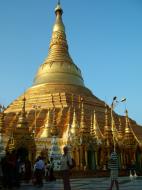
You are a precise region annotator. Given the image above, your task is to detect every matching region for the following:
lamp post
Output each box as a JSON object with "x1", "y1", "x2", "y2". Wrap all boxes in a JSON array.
[
  {"x1": 111, "y1": 97, "x2": 117, "y2": 152},
  {"x1": 111, "y1": 96, "x2": 119, "y2": 152},
  {"x1": 111, "y1": 97, "x2": 126, "y2": 152},
  {"x1": 32, "y1": 105, "x2": 41, "y2": 137}
]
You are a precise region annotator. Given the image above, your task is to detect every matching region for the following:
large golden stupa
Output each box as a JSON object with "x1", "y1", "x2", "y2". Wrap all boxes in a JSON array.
[{"x1": 1, "y1": 2, "x2": 142, "y2": 170}]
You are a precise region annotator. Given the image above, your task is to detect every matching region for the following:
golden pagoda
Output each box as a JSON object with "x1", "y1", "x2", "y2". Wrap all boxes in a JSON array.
[{"x1": 2, "y1": 2, "x2": 142, "y2": 171}]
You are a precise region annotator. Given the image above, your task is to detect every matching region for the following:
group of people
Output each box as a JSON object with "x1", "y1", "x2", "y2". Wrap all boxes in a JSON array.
[
  {"x1": 0, "y1": 146, "x2": 74, "y2": 190},
  {"x1": 0, "y1": 146, "x2": 128, "y2": 190},
  {"x1": 0, "y1": 152, "x2": 56, "y2": 189},
  {"x1": 33, "y1": 156, "x2": 56, "y2": 187},
  {"x1": 0, "y1": 150, "x2": 31, "y2": 189},
  {"x1": 59, "y1": 146, "x2": 120, "y2": 190},
  {"x1": 32, "y1": 146, "x2": 72, "y2": 189}
]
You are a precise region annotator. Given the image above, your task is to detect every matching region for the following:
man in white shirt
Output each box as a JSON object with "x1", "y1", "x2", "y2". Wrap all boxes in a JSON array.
[
  {"x1": 34, "y1": 156, "x2": 45, "y2": 187},
  {"x1": 60, "y1": 146, "x2": 72, "y2": 190}
]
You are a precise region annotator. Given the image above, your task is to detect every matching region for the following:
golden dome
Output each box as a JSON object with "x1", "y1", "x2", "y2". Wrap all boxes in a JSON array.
[{"x1": 33, "y1": 3, "x2": 84, "y2": 87}]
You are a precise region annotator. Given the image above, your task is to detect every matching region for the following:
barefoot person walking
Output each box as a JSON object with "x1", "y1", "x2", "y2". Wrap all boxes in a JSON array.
[{"x1": 60, "y1": 146, "x2": 72, "y2": 190}]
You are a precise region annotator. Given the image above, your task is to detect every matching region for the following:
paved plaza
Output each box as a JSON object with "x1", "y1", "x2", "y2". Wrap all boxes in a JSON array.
[{"x1": 20, "y1": 176, "x2": 142, "y2": 190}]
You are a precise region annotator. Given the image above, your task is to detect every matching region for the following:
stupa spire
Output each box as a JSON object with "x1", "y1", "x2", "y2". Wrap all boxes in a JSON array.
[
  {"x1": 123, "y1": 109, "x2": 136, "y2": 148},
  {"x1": 33, "y1": 2, "x2": 84, "y2": 87},
  {"x1": 80, "y1": 100, "x2": 89, "y2": 134},
  {"x1": 117, "y1": 117, "x2": 123, "y2": 140},
  {"x1": 22, "y1": 95, "x2": 26, "y2": 115},
  {"x1": 80, "y1": 101, "x2": 85, "y2": 132},
  {"x1": 104, "y1": 104, "x2": 113, "y2": 147},
  {"x1": 93, "y1": 110, "x2": 103, "y2": 139},
  {"x1": 40, "y1": 109, "x2": 51, "y2": 138},
  {"x1": 104, "y1": 104, "x2": 111, "y2": 132},
  {"x1": 125, "y1": 109, "x2": 131, "y2": 133},
  {"x1": 17, "y1": 96, "x2": 27, "y2": 128},
  {"x1": 49, "y1": 2, "x2": 68, "y2": 59},
  {"x1": 71, "y1": 108, "x2": 79, "y2": 135}
]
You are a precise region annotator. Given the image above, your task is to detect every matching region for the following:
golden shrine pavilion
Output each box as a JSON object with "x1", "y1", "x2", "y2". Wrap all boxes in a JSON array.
[{"x1": 0, "y1": 2, "x2": 142, "y2": 171}]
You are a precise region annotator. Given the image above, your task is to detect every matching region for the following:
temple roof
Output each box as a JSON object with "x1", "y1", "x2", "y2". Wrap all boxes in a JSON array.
[{"x1": 33, "y1": 2, "x2": 84, "y2": 87}]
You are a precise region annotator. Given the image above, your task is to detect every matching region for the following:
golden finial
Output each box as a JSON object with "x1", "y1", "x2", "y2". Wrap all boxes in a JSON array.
[
  {"x1": 40, "y1": 109, "x2": 51, "y2": 138},
  {"x1": 55, "y1": 0, "x2": 63, "y2": 15},
  {"x1": 122, "y1": 100, "x2": 131, "y2": 134},
  {"x1": 125, "y1": 109, "x2": 129, "y2": 126},
  {"x1": 53, "y1": 0, "x2": 64, "y2": 33},
  {"x1": 17, "y1": 95, "x2": 27, "y2": 128},
  {"x1": 22, "y1": 94, "x2": 26, "y2": 114},
  {"x1": 125, "y1": 109, "x2": 131, "y2": 133}
]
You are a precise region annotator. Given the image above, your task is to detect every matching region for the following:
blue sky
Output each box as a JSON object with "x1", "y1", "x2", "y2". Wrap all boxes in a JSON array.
[{"x1": 0, "y1": 0, "x2": 142, "y2": 125}]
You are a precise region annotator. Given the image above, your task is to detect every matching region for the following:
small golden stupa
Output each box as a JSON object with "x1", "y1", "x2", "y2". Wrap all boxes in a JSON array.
[{"x1": 1, "y1": 2, "x2": 142, "y2": 170}]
